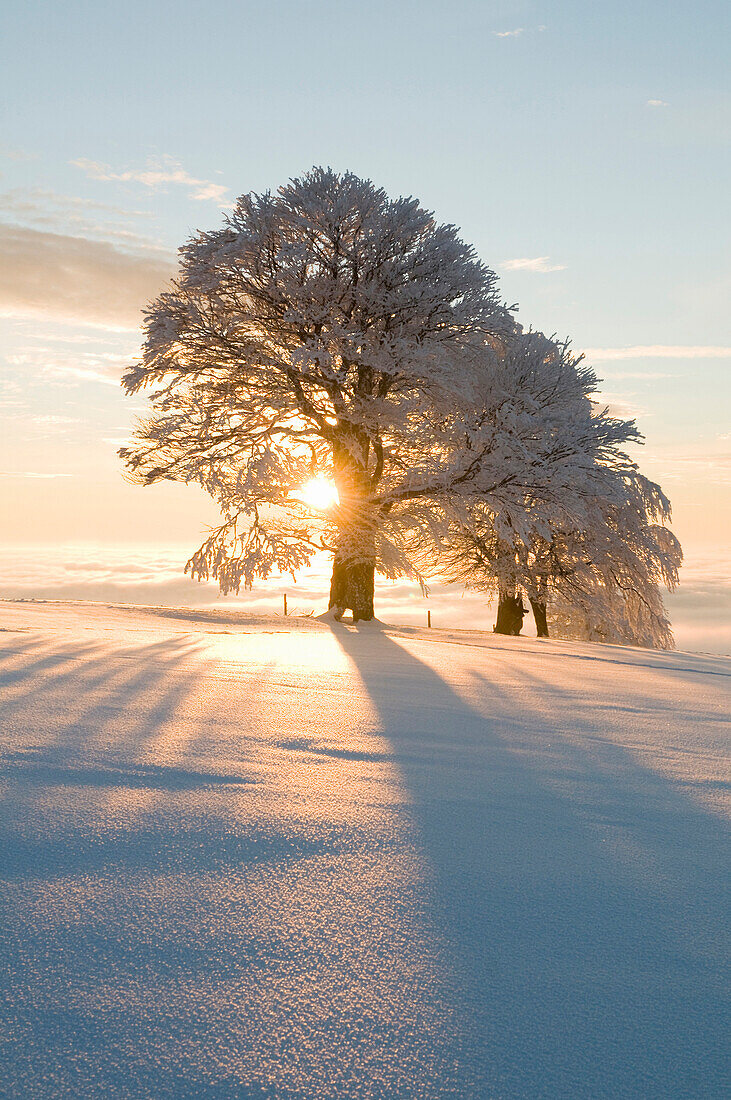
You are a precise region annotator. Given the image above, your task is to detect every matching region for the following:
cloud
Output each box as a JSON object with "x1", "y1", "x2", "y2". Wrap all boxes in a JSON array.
[
  {"x1": 592, "y1": 392, "x2": 648, "y2": 420},
  {"x1": 582, "y1": 345, "x2": 731, "y2": 361},
  {"x1": 1, "y1": 187, "x2": 149, "y2": 220},
  {"x1": 666, "y1": 557, "x2": 731, "y2": 654},
  {"x1": 49, "y1": 366, "x2": 120, "y2": 386},
  {"x1": 494, "y1": 26, "x2": 545, "y2": 38},
  {"x1": 0, "y1": 472, "x2": 72, "y2": 479},
  {"x1": 0, "y1": 223, "x2": 174, "y2": 328},
  {"x1": 502, "y1": 256, "x2": 566, "y2": 273},
  {"x1": 647, "y1": 99, "x2": 669, "y2": 107},
  {"x1": 11, "y1": 328, "x2": 134, "y2": 347},
  {"x1": 73, "y1": 154, "x2": 229, "y2": 204},
  {"x1": 643, "y1": 452, "x2": 731, "y2": 484},
  {"x1": 600, "y1": 371, "x2": 678, "y2": 380},
  {"x1": 7, "y1": 345, "x2": 132, "y2": 386},
  {"x1": 0, "y1": 544, "x2": 728, "y2": 654},
  {"x1": 0, "y1": 147, "x2": 37, "y2": 161},
  {"x1": 0, "y1": 187, "x2": 158, "y2": 247},
  {"x1": 30, "y1": 415, "x2": 80, "y2": 427}
]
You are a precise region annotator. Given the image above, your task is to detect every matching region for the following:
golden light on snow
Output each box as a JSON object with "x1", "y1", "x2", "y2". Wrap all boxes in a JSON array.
[{"x1": 295, "y1": 475, "x2": 339, "y2": 511}]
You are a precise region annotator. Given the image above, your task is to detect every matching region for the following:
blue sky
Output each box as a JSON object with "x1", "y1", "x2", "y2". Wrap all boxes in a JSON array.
[{"x1": 1, "y1": 0, "x2": 729, "y2": 646}]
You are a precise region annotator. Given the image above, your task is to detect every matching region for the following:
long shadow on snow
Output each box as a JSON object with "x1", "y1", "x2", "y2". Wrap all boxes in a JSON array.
[
  {"x1": 330, "y1": 623, "x2": 729, "y2": 1100},
  {"x1": 1, "y1": 823, "x2": 323, "y2": 882},
  {"x1": 0, "y1": 637, "x2": 315, "y2": 886},
  {"x1": 0, "y1": 633, "x2": 354, "y2": 1100},
  {"x1": 0, "y1": 753, "x2": 257, "y2": 790}
]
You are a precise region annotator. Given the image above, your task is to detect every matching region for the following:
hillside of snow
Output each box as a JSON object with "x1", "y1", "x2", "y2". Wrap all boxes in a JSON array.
[{"x1": 0, "y1": 600, "x2": 728, "y2": 1099}]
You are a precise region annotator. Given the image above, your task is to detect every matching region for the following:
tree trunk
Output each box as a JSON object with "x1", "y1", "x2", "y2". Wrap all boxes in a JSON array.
[
  {"x1": 493, "y1": 587, "x2": 526, "y2": 635},
  {"x1": 530, "y1": 598, "x2": 549, "y2": 638},
  {"x1": 328, "y1": 434, "x2": 378, "y2": 622},
  {"x1": 328, "y1": 550, "x2": 376, "y2": 622}
]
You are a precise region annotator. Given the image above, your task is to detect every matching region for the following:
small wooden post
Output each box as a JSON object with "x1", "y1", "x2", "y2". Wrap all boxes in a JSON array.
[
  {"x1": 283, "y1": 593, "x2": 288, "y2": 617},
  {"x1": 427, "y1": 609, "x2": 431, "y2": 628}
]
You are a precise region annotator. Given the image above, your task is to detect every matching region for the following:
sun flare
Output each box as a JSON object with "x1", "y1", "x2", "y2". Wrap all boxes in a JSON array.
[{"x1": 295, "y1": 475, "x2": 339, "y2": 511}]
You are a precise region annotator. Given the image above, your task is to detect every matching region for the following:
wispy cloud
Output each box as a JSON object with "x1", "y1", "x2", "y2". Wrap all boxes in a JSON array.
[
  {"x1": 49, "y1": 366, "x2": 120, "y2": 386},
  {"x1": 601, "y1": 370, "x2": 678, "y2": 380},
  {"x1": 0, "y1": 187, "x2": 160, "y2": 248},
  {"x1": 30, "y1": 414, "x2": 81, "y2": 427},
  {"x1": 502, "y1": 256, "x2": 566, "y2": 273},
  {"x1": 1, "y1": 188, "x2": 149, "y2": 220},
  {"x1": 18, "y1": 329, "x2": 134, "y2": 347},
  {"x1": 0, "y1": 224, "x2": 174, "y2": 329},
  {"x1": 593, "y1": 392, "x2": 649, "y2": 421},
  {"x1": 647, "y1": 99, "x2": 669, "y2": 108},
  {"x1": 72, "y1": 154, "x2": 229, "y2": 204},
  {"x1": 582, "y1": 345, "x2": 731, "y2": 360},
  {"x1": 0, "y1": 146, "x2": 37, "y2": 161},
  {"x1": 494, "y1": 25, "x2": 545, "y2": 39},
  {"x1": 642, "y1": 441, "x2": 731, "y2": 483},
  {"x1": 8, "y1": 347, "x2": 131, "y2": 387},
  {"x1": 645, "y1": 455, "x2": 731, "y2": 486},
  {"x1": 0, "y1": 471, "x2": 72, "y2": 479}
]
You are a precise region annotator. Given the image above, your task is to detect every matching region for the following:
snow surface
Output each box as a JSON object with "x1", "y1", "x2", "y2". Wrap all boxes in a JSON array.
[{"x1": 0, "y1": 600, "x2": 728, "y2": 1099}]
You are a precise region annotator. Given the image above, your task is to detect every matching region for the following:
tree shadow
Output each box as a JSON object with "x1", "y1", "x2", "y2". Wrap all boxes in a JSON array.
[
  {"x1": 1, "y1": 635, "x2": 204, "y2": 761},
  {"x1": 0, "y1": 636, "x2": 278, "y2": 886},
  {"x1": 0, "y1": 752, "x2": 257, "y2": 791},
  {"x1": 1, "y1": 821, "x2": 328, "y2": 883},
  {"x1": 328, "y1": 623, "x2": 730, "y2": 1099},
  {"x1": 2, "y1": 623, "x2": 727, "y2": 1098},
  {"x1": 0, "y1": 629, "x2": 432, "y2": 1099}
]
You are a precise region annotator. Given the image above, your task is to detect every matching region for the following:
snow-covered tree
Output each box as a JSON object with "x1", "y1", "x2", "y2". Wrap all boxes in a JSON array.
[
  {"x1": 120, "y1": 167, "x2": 514, "y2": 621},
  {"x1": 443, "y1": 458, "x2": 682, "y2": 648},
  {"x1": 428, "y1": 334, "x2": 677, "y2": 642},
  {"x1": 540, "y1": 474, "x2": 683, "y2": 648},
  {"x1": 121, "y1": 169, "x2": 679, "y2": 636}
]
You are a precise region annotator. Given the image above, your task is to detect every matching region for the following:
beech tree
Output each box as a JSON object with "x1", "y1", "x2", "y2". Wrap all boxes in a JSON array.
[
  {"x1": 120, "y1": 168, "x2": 681, "y2": 640},
  {"x1": 444, "y1": 466, "x2": 682, "y2": 648},
  {"x1": 120, "y1": 168, "x2": 513, "y2": 621},
  {"x1": 430, "y1": 333, "x2": 666, "y2": 637}
]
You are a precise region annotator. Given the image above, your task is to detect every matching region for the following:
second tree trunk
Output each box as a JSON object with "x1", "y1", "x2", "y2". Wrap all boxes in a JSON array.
[
  {"x1": 530, "y1": 598, "x2": 549, "y2": 638},
  {"x1": 493, "y1": 587, "x2": 526, "y2": 635}
]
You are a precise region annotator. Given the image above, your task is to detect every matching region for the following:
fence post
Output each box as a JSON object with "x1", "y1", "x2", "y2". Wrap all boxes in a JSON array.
[
  {"x1": 427, "y1": 609, "x2": 431, "y2": 628},
  {"x1": 283, "y1": 593, "x2": 288, "y2": 617}
]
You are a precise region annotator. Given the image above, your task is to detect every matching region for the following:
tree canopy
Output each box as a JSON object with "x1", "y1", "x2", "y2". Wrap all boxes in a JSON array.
[{"x1": 122, "y1": 167, "x2": 681, "y2": 641}]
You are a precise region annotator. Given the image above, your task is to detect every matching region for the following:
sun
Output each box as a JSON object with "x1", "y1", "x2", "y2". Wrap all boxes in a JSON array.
[{"x1": 295, "y1": 474, "x2": 339, "y2": 511}]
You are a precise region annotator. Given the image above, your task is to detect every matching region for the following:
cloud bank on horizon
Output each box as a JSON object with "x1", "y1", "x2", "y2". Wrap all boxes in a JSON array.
[{"x1": 1, "y1": 544, "x2": 728, "y2": 655}]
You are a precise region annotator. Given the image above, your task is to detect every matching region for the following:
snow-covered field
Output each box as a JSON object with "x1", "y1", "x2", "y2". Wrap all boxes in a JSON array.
[{"x1": 0, "y1": 601, "x2": 728, "y2": 1099}]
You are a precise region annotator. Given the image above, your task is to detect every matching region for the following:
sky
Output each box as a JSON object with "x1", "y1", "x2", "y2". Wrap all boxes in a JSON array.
[{"x1": 1, "y1": 0, "x2": 729, "y2": 650}]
